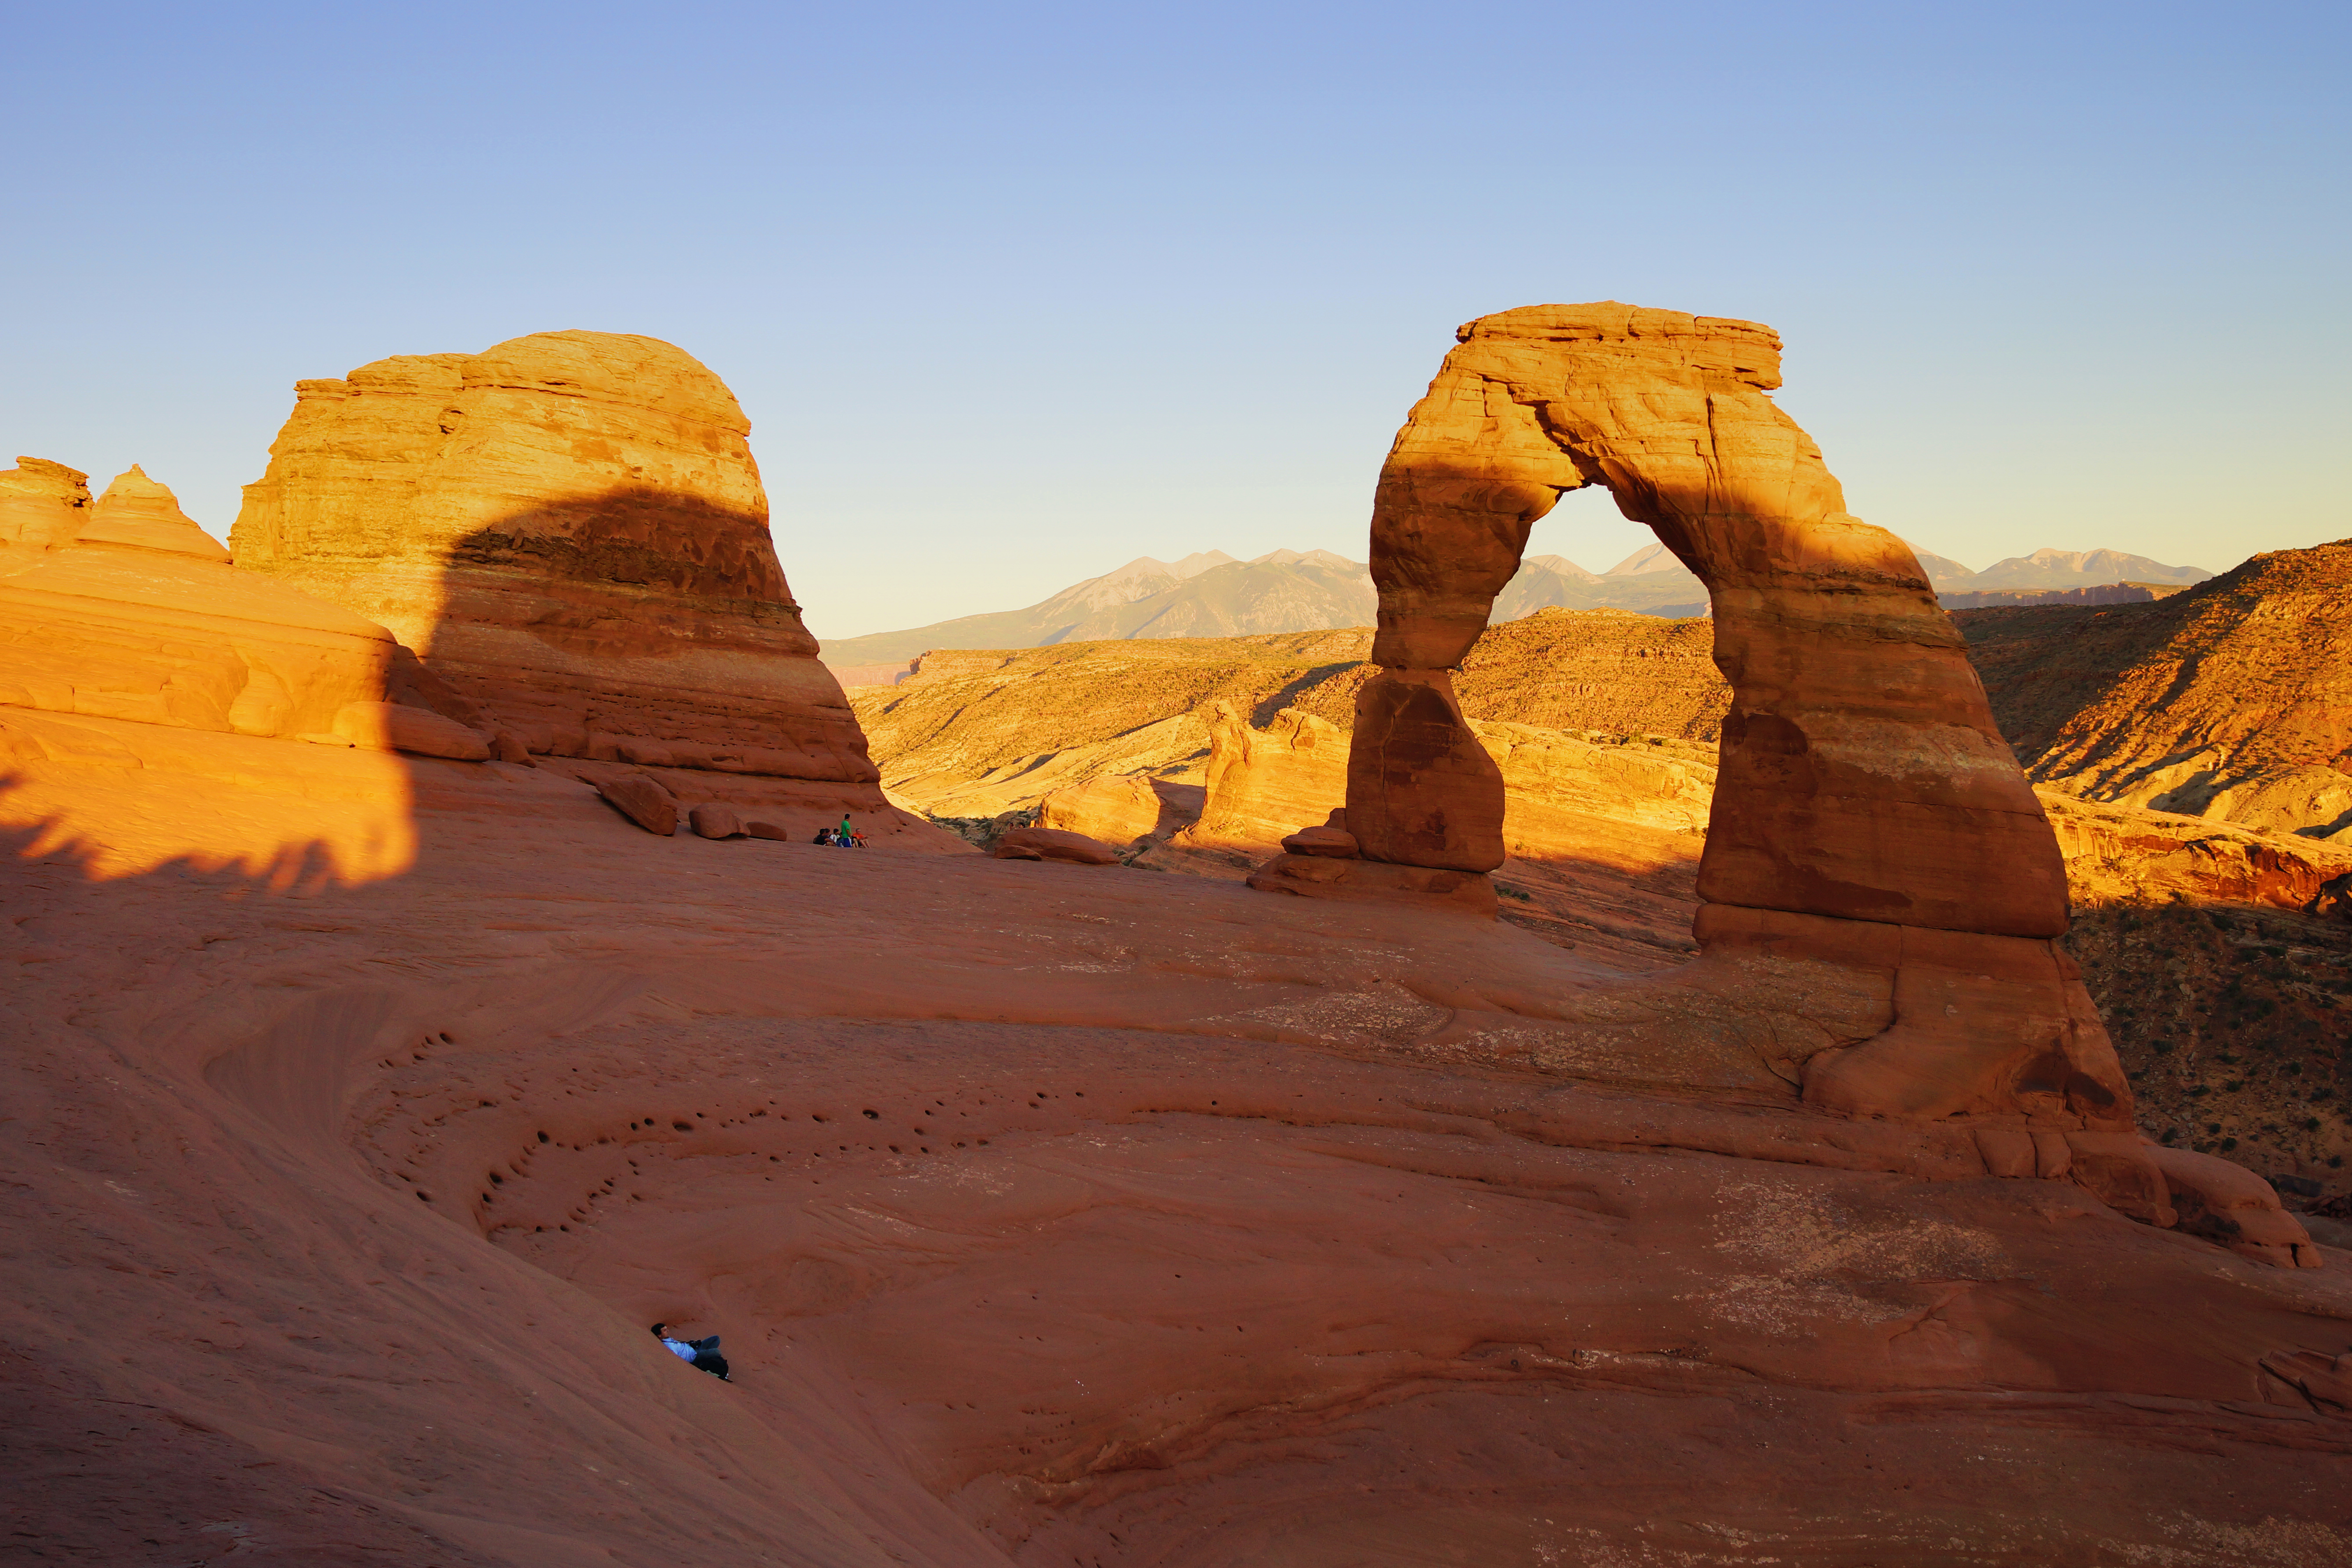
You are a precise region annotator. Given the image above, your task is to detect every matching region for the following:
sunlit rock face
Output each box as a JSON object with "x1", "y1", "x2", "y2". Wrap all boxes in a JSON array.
[
  {"x1": 0, "y1": 465, "x2": 397, "y2": 742},
  {"x1": 0, "y1": 456, "x2": 95, "y2": 572},
  {"x1": 230, "y1": 330, "x2": 880, "y2": 787},
  {"x1": 1258, "y1": 303, "x2": 2164, "y2": 1149},
  {"x1": 1962, "y1": 538, "x2": 2352, "y2": 844}
]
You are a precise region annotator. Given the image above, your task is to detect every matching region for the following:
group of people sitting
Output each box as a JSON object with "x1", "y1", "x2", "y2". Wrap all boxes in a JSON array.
[{"x1": 814, "y1": 814, "x2": 868, "y2": 848}]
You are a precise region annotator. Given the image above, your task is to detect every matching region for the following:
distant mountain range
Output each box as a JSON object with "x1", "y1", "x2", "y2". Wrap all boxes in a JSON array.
[
  {"x1": 818, "y1": 541, "x2": 2214, "y2": 674},
  {"x1": 820, "y1": 549, "x2": 1376, "y2": 669}
]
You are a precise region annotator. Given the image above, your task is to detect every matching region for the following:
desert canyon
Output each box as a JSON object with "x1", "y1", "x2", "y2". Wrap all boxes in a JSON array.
[{"x1": 6, "y1": 307, "x2": 2352, "y2": 1568}]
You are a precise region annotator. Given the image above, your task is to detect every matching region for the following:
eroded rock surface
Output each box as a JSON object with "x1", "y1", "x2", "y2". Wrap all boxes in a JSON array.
[
  {"x1": 1356, "y1": 303, "x2": 2065, "y2": 935},
  {"x1": 0, "y1": 456, "x2": 94, "y2": 571},
  {"x1": 230, "y1": 331, "x2": 879, "y2": 789},
  {"x1": 0, "y1": 465, "x2": 408, "y2": 743},
  {"x1": 1305, "y1": 303, "x2": 2268, "y2": 1241},
  {"x1": 1962, "y1": 539, "x2": 2352, "y2": 842},
  {"x1": 7, "y1": 720, "x2": 2351, "y2": 1565},
  {"x1": 990, "y1": 825, "x2": 1119, "y2": 865},
  {"x1": 1177, "y1": 701, "x2": 1350, "y2": 853}
]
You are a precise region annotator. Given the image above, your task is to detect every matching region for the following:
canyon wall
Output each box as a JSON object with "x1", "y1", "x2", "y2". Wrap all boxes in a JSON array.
[{"x1": 1964, "y1": 541, "x2": 2352, "y2": 843}]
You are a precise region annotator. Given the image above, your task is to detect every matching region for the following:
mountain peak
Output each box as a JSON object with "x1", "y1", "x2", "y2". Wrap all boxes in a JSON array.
[
  {"x1": 1967, "y1": 548, "x2": 2212, "y2": 592},
  {"x1": 1248, "y1": 548, "x2": 1361, "y2": 571},
  {"x1": 1520, "y1": 553, "x2": 1601, "y2": 583},
  {"x1": 1169, "y1": 550, "x2": 1236, "y2": 578},
  {"x1": 1605, "y1": 542, "x2": 1685, "y2": 577}
]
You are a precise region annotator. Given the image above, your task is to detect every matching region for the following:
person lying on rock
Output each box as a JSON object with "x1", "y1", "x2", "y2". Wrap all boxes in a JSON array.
[{"x1": 651, "y1": 1323, "x2": 730, "y2": 1381}]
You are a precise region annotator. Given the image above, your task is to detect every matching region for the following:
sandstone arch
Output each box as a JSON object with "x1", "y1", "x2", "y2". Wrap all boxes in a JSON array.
[{"x1": 1260, "y1": 305, "x2": 2145, "y2": 1136}]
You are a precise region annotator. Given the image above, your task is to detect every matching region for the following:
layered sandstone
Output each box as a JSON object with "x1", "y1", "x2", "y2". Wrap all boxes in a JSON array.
[
  {"x1": 230, "y1": 331, "x2": 877, "y2": 787},
  {"x1": 1963, "y1": 539, "x2": 2352, "y2": 841},
  {"x1": 2046, "y1": 791, "x2": 2352, "y2": 917},
  {"x1": 12, "y1": 709, "x2": 2352, "y2": 1564},
  {"x1": 0, "y1": 466, "x2": 406, "y2": 743},
  {"x1": 1176, "y1": 701, "x2": 1350, "y2": 851},
  {"x1": 83, "y1": 465, "x2": 231, "y2": 559},
  {"x1": 1279, "y1": 305, "x2": 2212, "y2": 1225},
  {"x1": 0, "y1": 456, "x2": 94, "y2": 572},
  {"x1": 852, "y1": 614, "x2": 1732, "y2": 828},
  {"x1": 1349, "y1": 303, "x2": 2066, "y2": 935},
  {"x1": 854, "y1": 631, "x2": 1372, "y2": 822}
]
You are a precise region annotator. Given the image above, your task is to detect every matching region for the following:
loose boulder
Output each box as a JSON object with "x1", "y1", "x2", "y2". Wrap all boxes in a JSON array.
[
  {"x1": 1281, "y1": 825, "x2": 1359, "y2": 858},
  {"x1": 992, "y1": 827, "x2": 1118, "y2": 865},
  {"x1": 597, "y1": 772, "x2": 679, "y2": 836},
  {"x1": 689, "y1": 803, "x2": 744, "y2": 840}
]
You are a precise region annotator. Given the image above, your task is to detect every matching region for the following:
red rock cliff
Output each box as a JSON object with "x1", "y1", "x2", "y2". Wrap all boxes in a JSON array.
[{"x1": 230, "y1": 331, "x2": 877, "y2": 786}]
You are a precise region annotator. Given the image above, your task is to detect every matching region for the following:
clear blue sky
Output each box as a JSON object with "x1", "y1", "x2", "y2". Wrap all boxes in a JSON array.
[{"x1": 5, "y1": 1, "x2": 2345, "y2": 638}]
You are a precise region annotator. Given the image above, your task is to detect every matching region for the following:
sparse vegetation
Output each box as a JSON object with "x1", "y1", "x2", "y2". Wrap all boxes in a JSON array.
[{"x1": 2064, "y1": 901, "x2": 2352, "y2": 1201}]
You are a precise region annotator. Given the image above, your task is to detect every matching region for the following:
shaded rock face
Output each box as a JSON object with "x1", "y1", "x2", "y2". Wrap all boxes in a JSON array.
[
  {"x1": 230, "y1": 331, "x2": 877, "y2": 786},
  {"x1": 1961, "y1": 539, "x2": 2352, "y2": 843},
  {"x1": 1319, "y1": 303, "x2": 2149, "y2": 1141}
]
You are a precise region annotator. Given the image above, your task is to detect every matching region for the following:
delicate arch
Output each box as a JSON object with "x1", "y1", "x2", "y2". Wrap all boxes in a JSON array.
[{"x1": 1260, "y1": 303, "x2": 2129, "y2": 1131}]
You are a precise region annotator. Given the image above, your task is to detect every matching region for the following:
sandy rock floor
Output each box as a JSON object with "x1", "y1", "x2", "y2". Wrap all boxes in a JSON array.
[{"x1": 5, "y1": 732, "x2": 2352, "y2": 1565}]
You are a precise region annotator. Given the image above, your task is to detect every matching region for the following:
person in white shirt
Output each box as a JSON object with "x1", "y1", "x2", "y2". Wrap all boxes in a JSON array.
[{"x1": 650, "y1": 1323, "x2": 730, "y2": 1381}]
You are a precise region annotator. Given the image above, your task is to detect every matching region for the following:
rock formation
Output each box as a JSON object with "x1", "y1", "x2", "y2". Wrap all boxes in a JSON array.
[
  {"x1": 2047, "y1": 791, "x2": 2352, "y2": 917},
  {"x1": 1247, "y1": 303, "x2": 2291, "y2": 1251},
  {"x1": 83, "y1": 465, "x2": 231, "y2": 559},
  {"x1": 1332, "y1": 303, "x2": 2065, "y2": 932},
  {"x1": 11, "y1": 327, "x2": 2352, "y2": 1564},
  {"x1": 0, "y1": 465, "x2": 409, "y2": 743},
  {"x1": 1178, "y1": 701, "x2": 1350, "y2": 851},
  {"x1": 230, "y1": 331, "x2": 878, "y2": 789},
  {"x1": 853, "y1": 614, "x2": 1735, "y2": 832},
  {"x1": 0, "y1": 446, "x2": 952, "y2": 856},
  {"x1": 1962, "y1": 539, "x2": 2352, "y2": 841},
  {"x1": 0, "y1": 456, "x2": 94, "y2": 571},
  {"x1": 853, "y1": 631, "x2": 1371, "y2": 822},
  {"x1": 989, "y1": 825, "x2": 1119, "y2": 864},
  {"x1": 1037, "y1": 773, "x2": 1203, "y2": 848}
]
